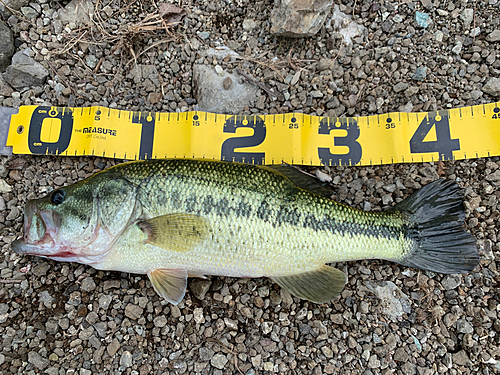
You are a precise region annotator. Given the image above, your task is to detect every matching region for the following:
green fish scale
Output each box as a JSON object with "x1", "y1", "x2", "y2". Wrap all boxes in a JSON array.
[{"x1": 103, "y1": 160, "x2": 412, "y2": 277}]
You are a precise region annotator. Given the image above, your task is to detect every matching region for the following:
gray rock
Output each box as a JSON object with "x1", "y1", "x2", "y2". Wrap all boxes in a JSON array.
[
  {"x1": 393, "y1": 82, "x2": 408, "y2": 93},
  {"x1": 441, "y1": 275, "x2": 461, "y2": 290},
  {"x1": 381, "y1": 20, "x2": 393, "y2": 33},
  {"x1": 205, "y1": 47, "x2": 239, "y2": 61},
  {"x1": 262, "y1": 321, "x2": 273, "y2": 334},
  {"x1": 435, "y1": 30, "x2": 444, "y2": 42},
  {"x1": 189, "y1": 279, "x2": 212, "y2": 300},
  {"x1": 348, "y1": 179, "x2": 363, "y2": 190},
  {"x1": 0, "y1": 0, "x2": 29, "y2": 17},
  {"x1": 419, "y1": 165, "x2": 439, "y2": 179},
  {"x1": 39, "y1": 290, "x2": 53, "y2": 308},
  {"x1": 452, "y1": 41, "x2": 463, "y2": 55},
  {"x1": 98, "y1": 294, "x2": 112, "y2": 310},
  {"x1": 21, "y1": 6, "x2": 38, "y2": 19},
  {"x1": 81, "y1": 277, "x2": 96, "y2": 292},
  {"x1": 453, "y1": 350, "x2": 470, "y2": 366},
  {"x1": 0, "y1": 179, "x2": 12, "y2": 193},
  {"x1": 46, "y1": 320, "x2": 58, "y2": 334},
  {"x1": 120, "y1": 351, "x2": 133, "y2": 367},
  {"x1": 394, "y1": 347, "x2": 409, "y2": 362},
  {"x1": 366, "y1": 281, "x2": 411, "y2": 321},
  {"x1": 124, "y1": 304, "x2": 143, "y2": 320},
  {"x1": 486, "y1": 30, "x2": 500, "y2": 42},
  {"x1": 171, "y1": 61, "x2": 180, "y2": 73},
  {"x1": 170, "y1": 304, "x2": 181, "y2": 318},
  {"x1": 270, "y1": 0, "x2": 333, "y2": 37},
  {"x1": 471, "y1": 90, "x2": 483, "y2": 100},
  {"x1": 3, "y1": 50, "x2": 49, "y2": 89},
  {"x1": 0, "y1": 74, "x2": 14, "y2": 96},
  {"x1": 444, "y1": 313, "x2": 458, "y2": 327},
  {"x1": 85, "y1": 55, "x2": 98, "y2": 69},
  {"x1": 318, "y1": 58, "x2": 334, "y2": 71},
  {"x1": 290, "y1": 70, "x2": 301, "y2": 86},
  {"x1": 242, "y1": 19, "x2": 260, "y2": 31},
  {"x1": 460, "y1": 9, "x2": 474, "y2": 28},
  {"x1": 193, "y1": 65, "x2": 259, "y2": 114},
  {"x1": 456, "y1": 319, "x2": 474, "y2": 334},
  {"x1": 197, "y1": 31, "x2": 210, "y2": 39},
  {"x1": 154, "y1": 315, "x2": 168, "y2": 327},
  {"x1": 0, "y1": 21, "x2": 14, "y2": 72},
  {"x1": 28, "y1": 351, "x2": 49, "y2": 370},
  {"x1": 93, "y1": 322, "x2": 107, "y2": 337},
  {"x1": 482, "y1": 78, "x2": 500, "y2": 97},
  {"x1": 381, "y1": 194, "x2": 393, "y2": 205},
  {"x1": 107, "y1": 338, "x2": 120, "y2": 356},
  {"x1": 6, "y1": 206, "x2": 19, "y2": 220},
  {"x1": 211, "y1": 353, "x2": 228, "y2": 369},
  {"x1": 57, "y1": 0, "x2": 94, "y2": 26},
  {"x1": 412, "y1": 67, "x2": 427, "y2": 81},
  {"x1": 199, "y1": 347, "x2": 214, "y2": 361}
]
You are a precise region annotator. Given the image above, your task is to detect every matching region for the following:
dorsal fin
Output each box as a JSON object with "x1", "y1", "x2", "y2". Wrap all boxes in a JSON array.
[{"x1": 266, "y1": 164, "x2": 335, "y2": 198}]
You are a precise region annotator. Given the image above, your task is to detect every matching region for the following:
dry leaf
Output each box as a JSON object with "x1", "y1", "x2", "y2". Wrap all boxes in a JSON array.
[
  {"x1": 437, "y1": 161, "x2": 445, "y2": 176},
  {"x1": 6, "y1": 157, "x2": 28, "y2": 170},
  {"x1": 159, "y1": 3, "x2": 186, "y2": 24}
]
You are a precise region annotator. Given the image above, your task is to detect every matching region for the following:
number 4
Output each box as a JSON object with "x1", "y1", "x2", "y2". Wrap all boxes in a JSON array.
[{"x1": 409, "y1": 111, "x2": 460, "y2": 160}]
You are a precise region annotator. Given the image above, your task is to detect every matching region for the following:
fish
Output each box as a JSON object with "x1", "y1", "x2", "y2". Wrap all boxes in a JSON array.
[{"x1": 12, "y1": 159, "x2": 480, "y2": 304}]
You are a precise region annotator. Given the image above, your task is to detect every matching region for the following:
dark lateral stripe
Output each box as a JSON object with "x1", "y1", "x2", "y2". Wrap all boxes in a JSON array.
[
  {"x1": 174, "y1": 192, "x2": 402, "y2": 242},
  {"x1": 300, "y1": 213, "x2": 402, "y2": 241}
]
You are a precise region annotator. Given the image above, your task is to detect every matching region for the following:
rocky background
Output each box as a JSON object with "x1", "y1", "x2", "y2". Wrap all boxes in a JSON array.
[{"x1": 0, "y1": 0, "x2": 499, "y2": 374}]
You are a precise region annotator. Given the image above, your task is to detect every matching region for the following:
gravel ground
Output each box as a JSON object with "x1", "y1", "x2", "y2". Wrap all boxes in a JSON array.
[{"x1": 1, "y1": 0, "x2": 500, "y2": 374}]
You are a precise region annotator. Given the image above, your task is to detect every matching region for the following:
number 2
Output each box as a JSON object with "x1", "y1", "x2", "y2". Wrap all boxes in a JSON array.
[{"x1": 221, "y1": 116, "x2": 266, "y2": 164}]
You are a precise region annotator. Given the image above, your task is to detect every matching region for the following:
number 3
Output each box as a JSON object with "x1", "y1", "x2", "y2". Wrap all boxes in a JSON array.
[{"x1": 318, "y1": 117, "x2": 362, "y2": 166}]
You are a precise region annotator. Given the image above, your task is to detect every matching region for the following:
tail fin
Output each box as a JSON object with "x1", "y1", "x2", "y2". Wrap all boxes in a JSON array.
[{"x1": 390, "y1": 179, "x2": 479, "y2": 274}]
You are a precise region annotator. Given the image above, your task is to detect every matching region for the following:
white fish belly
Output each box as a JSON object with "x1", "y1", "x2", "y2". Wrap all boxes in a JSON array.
[{"x1": 97, "y1": 214, "x2": 409, "y2": 277}]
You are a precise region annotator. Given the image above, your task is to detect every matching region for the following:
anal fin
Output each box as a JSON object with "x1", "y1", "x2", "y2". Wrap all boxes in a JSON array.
[
  {"x1": 147, "y1": 269, "x2": 187, "y2": 305},
  {"x1": 271, "y1": 265, "x2": 346, "y2": 303}
]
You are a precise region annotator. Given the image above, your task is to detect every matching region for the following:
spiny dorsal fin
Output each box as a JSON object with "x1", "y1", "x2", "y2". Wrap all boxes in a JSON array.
[
  {"x1": 266, "y1": 164, "x2": 335, "y2": 198},
  {"x1": 271, "y1": 265, "x2": 346, "y2": 303},
  {"x1": 137, "y1": 213, "x2": 209, "y2": 252},
  {"x1": 147, "y1": 269, "x2": 187, "y2": 304}
]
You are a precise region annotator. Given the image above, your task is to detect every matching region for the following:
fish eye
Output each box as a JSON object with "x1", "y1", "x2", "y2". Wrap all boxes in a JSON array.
[{"x1": 50, "y1": 190, "x2": 66, "y2": 205}]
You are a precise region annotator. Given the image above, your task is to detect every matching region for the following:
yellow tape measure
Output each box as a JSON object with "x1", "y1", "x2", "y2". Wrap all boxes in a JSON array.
[{"x1": 6, "y1": 103, "x2": 500, "y2": 166}]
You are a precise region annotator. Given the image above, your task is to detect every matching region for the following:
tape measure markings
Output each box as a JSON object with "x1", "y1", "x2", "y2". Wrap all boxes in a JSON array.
[{"x1": 5, "y1": 102, "x2": 500, "y2": 166}]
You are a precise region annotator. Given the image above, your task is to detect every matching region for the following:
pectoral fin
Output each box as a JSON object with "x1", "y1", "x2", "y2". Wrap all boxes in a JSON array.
[
  {"x1": 147, "y1": 269, "x2": 187, "y2": 305},
  {"x1": 271, "y1": 265, "x2": 346, "y2": 303},
  {"x1": 137, "y1": 213, "x2": 209, "y2": 252}
]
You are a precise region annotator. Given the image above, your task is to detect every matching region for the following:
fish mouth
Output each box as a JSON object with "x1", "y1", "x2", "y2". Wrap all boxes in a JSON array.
[{"x1": 12, "y1": 201, "x2": 73, "y2": 260}]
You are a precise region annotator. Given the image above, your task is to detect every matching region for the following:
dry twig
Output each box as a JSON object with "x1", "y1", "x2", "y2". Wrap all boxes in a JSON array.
[
  {"x1": 236, "y1": 69, "x2": 284, "y2": 101},
  {"x1": 206, "y1": 338, "x2": 245, "y2": 375}
]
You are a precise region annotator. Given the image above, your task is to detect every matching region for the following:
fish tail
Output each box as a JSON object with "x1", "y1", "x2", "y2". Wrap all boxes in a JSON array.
[{"x1": 390, "y1": 179, "x2": 479, "y2": 273}]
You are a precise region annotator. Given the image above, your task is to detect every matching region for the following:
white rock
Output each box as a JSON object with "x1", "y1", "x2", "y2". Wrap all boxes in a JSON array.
[{"x1": 0, "y1": 179, "x2": 12, "y2": 193}]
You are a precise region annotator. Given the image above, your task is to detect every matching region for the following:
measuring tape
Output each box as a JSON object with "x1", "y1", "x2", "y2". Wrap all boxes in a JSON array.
[{"x1": 5, "y1": 103, "x2": 500, "y2": 166}]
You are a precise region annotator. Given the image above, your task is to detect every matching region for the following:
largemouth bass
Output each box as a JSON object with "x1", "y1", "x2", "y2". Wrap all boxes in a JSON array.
[{"x1": 12, "y1": 159, "x2": 479, "y2": 304}]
